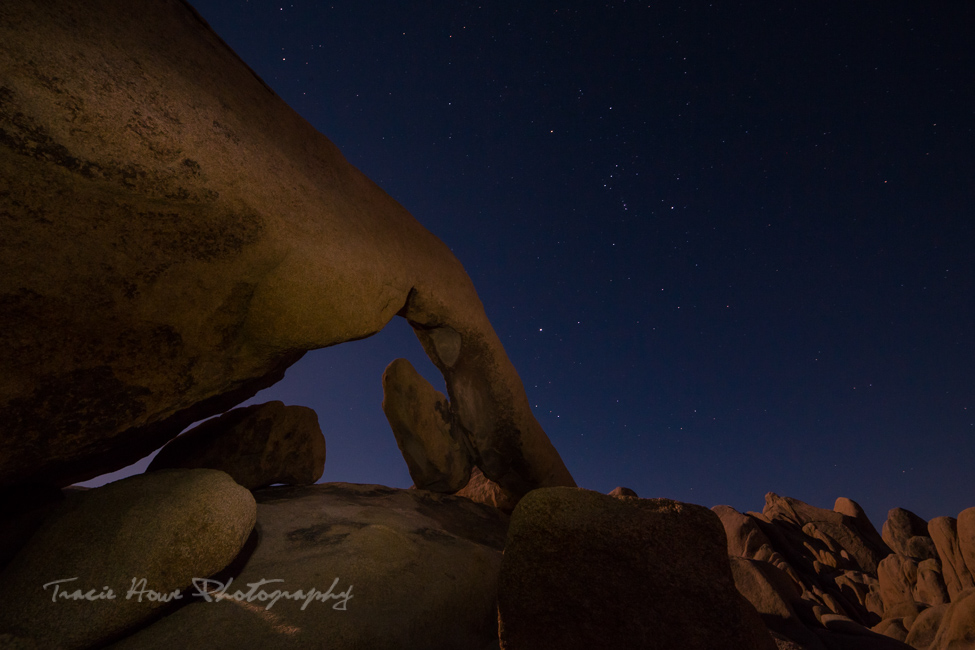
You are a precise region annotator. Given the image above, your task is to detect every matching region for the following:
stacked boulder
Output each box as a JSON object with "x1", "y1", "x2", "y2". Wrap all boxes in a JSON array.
[{"x1": 714, "y1": 494, "x2": 975, "y2": 650}]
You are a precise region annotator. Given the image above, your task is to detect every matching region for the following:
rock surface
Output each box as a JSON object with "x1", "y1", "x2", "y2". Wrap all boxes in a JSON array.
[
  {"x1": 381, "y1": 358, "x2": 472, "y2": 492},
  {"x1": 958, "y1": 508, "x2": 975, "y2": 582},
  {"x1": 0, "y1": 469, "x2": 255, "y2": 650},
  {"x1": 0, "y1": 0, "x2": 574, "y2": 496},
  {"x1": 928, "y1": 516, "x2": 975, "y2": 601},
  {"x1": 608, "y1": 486, "x2": 638, "y2": 497},
  {"x1": 883, "y1": 508, "x2": 932, "y2": 558},
  {"x1": 497, "y1": 487, "x2": 776, "y2": 650},
  {"x1": 455, "y1": 466, "x2": 520, "y2": 513},
  {"x1": 105, "y1": 483, "x2": 508, "y2": 650},
  {"x1": 147, "y1": 401, "x2": 325, "y2": 489}
]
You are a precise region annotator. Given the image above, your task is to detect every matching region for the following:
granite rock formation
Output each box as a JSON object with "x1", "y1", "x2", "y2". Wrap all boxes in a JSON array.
[
  {"x1": 497, "y1": 487, "x2": 776, "y2": 650},
  {"x1": 147, "y1": 401, "x2": 325, "y2": 489},
  {"x1": 0, "y1": 0, "x2": 573, "y2": 496},
  {"x1": 381, "y1": 358, "x2": 473, "y2": 492},
  {"x1": 0, "y1": 469, "x2": 255, "y2": 650},
  {"x1": 714, "y1": 494, "x2": 975, "y2": 650},
  {"x1": 105, "y1": 483, "x2": 508, "y2": 650},
  {"x1": 455, "y1": 465, "x2": 521, "y2": 513}
]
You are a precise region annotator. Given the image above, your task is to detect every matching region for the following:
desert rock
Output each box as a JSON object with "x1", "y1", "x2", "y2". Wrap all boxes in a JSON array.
[
  {"x1": 928, "y1": 516, "x2": 975, "y2": 601},
  {"x1": 497, "y1": 487, "x2": 776, "y2": 650},
  {"x1": 0, "y1": 0, "x2": 573, "y2": 496},
  {"x1": 455, "y1": 466, "x2": 520, "y2": 513},
  {"x1": 883, "y1": 507, "x2": 930, "y2": 558},
  {"x1": 0, "y1": 469, "x2": 255, "y2": 649},
  {"x1": 106, "y1": 483, "x2": 508, "y2": 650},
  {"x1": 147, "y1": 401, "x2": 325, "y2": 489},
  {"x1": 608, "y1": 486, "x2": 638, "y2": 497},
  {"x1": 381, "y1": 358, "x2": 472, "y2": 492},
  {"x1": 958, "y1": 507, "x2": 975, "y2": 583}
]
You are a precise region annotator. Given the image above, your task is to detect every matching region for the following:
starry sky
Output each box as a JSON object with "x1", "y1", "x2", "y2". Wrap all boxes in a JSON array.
[{"x1": 86, "y1": 1, "x2": 974, "y2": 526}]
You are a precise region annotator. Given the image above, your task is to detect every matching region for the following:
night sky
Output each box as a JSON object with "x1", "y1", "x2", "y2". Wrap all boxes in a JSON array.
[{"x1": 84, "y1": 2, "x2": 974, "y2": 526}]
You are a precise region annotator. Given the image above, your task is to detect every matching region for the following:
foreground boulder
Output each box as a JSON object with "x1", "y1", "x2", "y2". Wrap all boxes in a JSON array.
[
  {"x1": 497, "y1": 487, "x2": 775, "y2": 650},
  {"x1": 0, "y1": 0, "x2": 574, "y2": 496},
  {"x1": 381, "y1": 358, "x2": 472, "y2": 492},
  {"x1": 147, "y1": 401, "x2": 325, "y2": 489},
  {"x1": 0, "y1": 469, "x2": 255, "y2": 649},
  {"x1": 106, "y1": 483, "x2": 508, "y2": 650}
]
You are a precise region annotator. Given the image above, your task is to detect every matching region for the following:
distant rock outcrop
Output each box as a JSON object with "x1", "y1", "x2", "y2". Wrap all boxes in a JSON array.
[
  {"x1": 147, "y1": 401, "x2": 325, "y2": 489},
  {"x1": 0, "y1": 0, "x2": 574, "y2": 497},
  {"x1": 497, "y1": 487, "x2": 776, "y2": 650},
  {"x1": 0, "y1": 470, "x2": 255, "y2": 650},
  {"x1": 714, "y1": 494, "x2": 975, "y2": 650}
]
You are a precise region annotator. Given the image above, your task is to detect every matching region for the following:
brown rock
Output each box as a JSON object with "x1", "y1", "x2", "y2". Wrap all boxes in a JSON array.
[
  {"x1": 106, "y1": 483, "x2": 508, "y2": 650},
  {"x1": 147, "y1": 401, "x2": 325, "y2": 489},
  {"x1": 0, "y1": 485, "x2": 64, "y2": 572},
  {"x1": 763, "y1": 493, "x2": 888, "y2": 574},
  {"x1": 834, "y1": 570, "x2": 884, "y2": 625},
  {"x1": 914, "y1": 559, "x2": 950, "y2": 608},
  {"x1": 0, "y1": 469, "x2": 255, "y2": 650},
  {"x1": 713, "y1": 505, "x2": 774, "y2": 559},
  {"x1": 878, "y1": 554, "x2": 921, "y2": 619},
  {"x1": 928, "y1": 516, "x2": 975, "y2": 601},
  {"x1": 381, "y1": 358, "x2": 473, "y2": 492},
  {"x1": 497, "y1": 487, "x2": 776, "y2": 650},
  {"x1": 454, "y1": 466, "x2": 520, "y2": 513},
  {"x1": 958, "y1": 507, "x2": 975, "y2": 582},
  {"x1": 729, "y1": 556, "x2": 827, "y2": 650},
  {"x1": 904, "y1": 601, "x2": 950, "y2": 649},
  {"x1": 872, "y1": 617, "x2": 910, "y2": 643},
  {"x1": 608, "y1": 486, "x2": 638, "y2": 497},
  {"x1": 0, "y1": 0, "x2": 574, "y2": 497},
  {"x1": 883, "y1": 507, "x2": 930, "y2": 557},
  {"x1": 904, "y1": 535, "x2": 940, "y2": 562}
]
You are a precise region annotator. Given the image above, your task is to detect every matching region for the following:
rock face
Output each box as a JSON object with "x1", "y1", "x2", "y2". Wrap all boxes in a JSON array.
[
  {"x1": 105, "y1": 483, "x2": 508, "y2": 650},
  {"x1": 713, "y1": 495, "x2": 975, "y2": 650},
  {"x1": 455, "y1": 466, "x2": 520, "y2": 513},
  {"x1": 497, "y1": 487, "x2": 776, "y2": 650},
  {"x1": 381, "y1": 358, "x2": 472, "y2": 492},
  {"x1": 0, "y1": 469, "x2": 255, "y2": 650},
  {"x1": 958, "y1": 508, "x2": 975, "y2": 581},
  {"x1": 0, "y1": 0, "x2": 574, "y2": 496},
  {"x1": 884, "y1": 508, "x2": 934, "y2": 559},
  {"x1": 929, "y1": 516, "x2": 975, "y2": 602},
  {"x1": 714, "y1": 495, "x2": 920, "y2": 649},
  {"x1": 147, "y1": 401, "x2": 325, "y2": 489}
]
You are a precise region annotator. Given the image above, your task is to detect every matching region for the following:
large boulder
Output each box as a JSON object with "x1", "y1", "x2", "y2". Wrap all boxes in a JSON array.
[
  {"x1": 928, "y1": 516, "x2": 975, "y2": 601},
  {"x1": 958, "y1": 507, "x2": 975, "y2": 582},
  {"x1": 729, "y1": 556, "x2": 827, "y2": 650},
  {"x1": 381, "y1": 358, "x2": 472, "y2": 492},
  {"x1": 713, "y1": 505, "x2": 775, "y2": 560},
  {"x1": 497, "y1": 487, "x2": 776, "y2": 650},
  {"x1": 904, "y1": 588, "x2": 975, "y2": 650},
  {"x1": 147, "y1": 401, "x2": 325, "y2": 489},
  {"x1": 105, "y1": 483, "x2": 508, "y2": 650},
  {"x1": 883, "y1": 507, "x2": 931, "y2": 558},
  {"x1": 878, "y1": 554, "x2": 922, "y2": 619},
  {"x1": 0, "y1": 469, "x2": 255, "y2": 649},
  {"x1": 0, "y1": 0, "x2": 574, "y2": 496}
]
